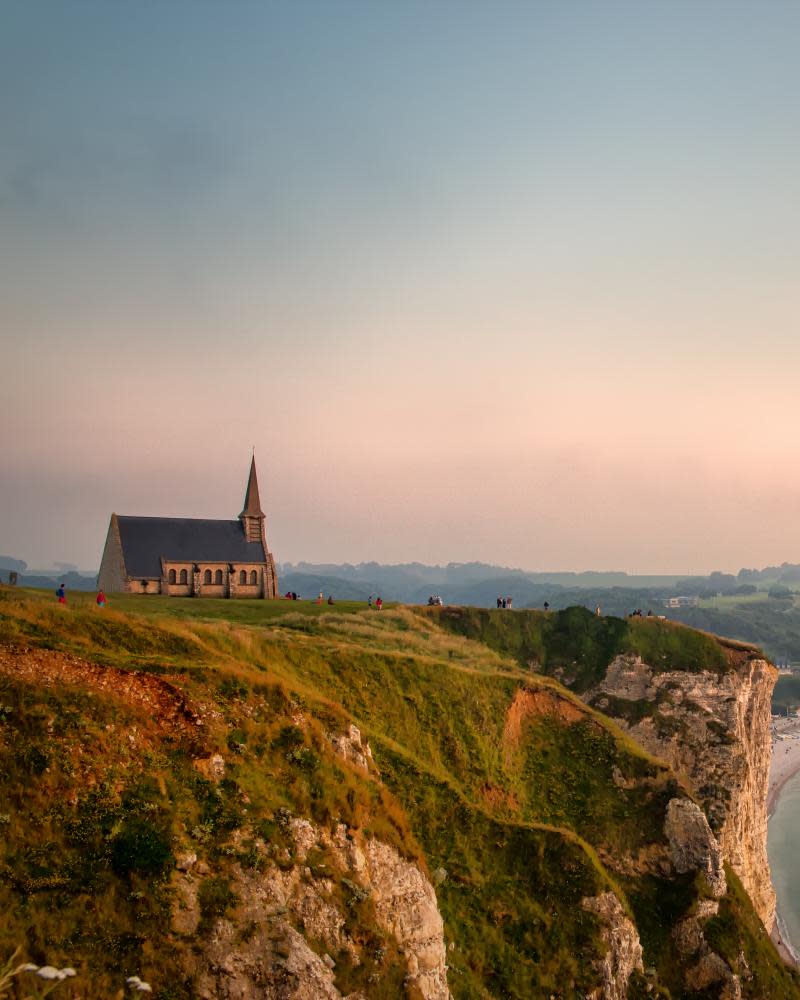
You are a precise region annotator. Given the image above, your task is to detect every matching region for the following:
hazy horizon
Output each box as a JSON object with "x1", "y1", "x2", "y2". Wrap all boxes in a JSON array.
[{"x1": 3, "y1": 1, "x2": 800, "y2": 574}]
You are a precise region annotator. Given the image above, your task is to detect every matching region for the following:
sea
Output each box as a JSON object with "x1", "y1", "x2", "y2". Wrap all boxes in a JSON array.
[{"x1": 768, "y1": 769, "x2": 800, "y2": 961}]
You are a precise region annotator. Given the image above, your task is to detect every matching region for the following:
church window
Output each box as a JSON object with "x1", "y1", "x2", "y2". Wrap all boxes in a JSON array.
[
  {"x1": 203, "y1": 569, "x2": 212, "y2": 585},
  {"x1": 168, "y1": 569, "x2": 176, "y2": 584},
  {"x1": 250, "y1": 570, "x2": 258, "y2": 585},
  {"x1": 179, "y1": 569, "x2": 188, "y2": 585},
  {"x1": 214, "y1": 569, "x2": 223, "y2": 585},
  {"x1": 239, "y1": 570, "x2": 247, "y2": 585}
]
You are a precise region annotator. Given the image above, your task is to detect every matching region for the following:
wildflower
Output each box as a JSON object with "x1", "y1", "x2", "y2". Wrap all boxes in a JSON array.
[
  {"x1": 25, "y1": 964, "x2": 77, "y2": 981},
  {"x1": 126, "y1": 974, "x2": 153, "y2": 992}
]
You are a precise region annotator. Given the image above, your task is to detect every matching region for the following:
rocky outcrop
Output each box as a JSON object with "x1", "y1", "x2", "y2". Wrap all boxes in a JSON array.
[
  {"x1": 589, "y1": 650, "x2": 776, "y2": 928},
  {"x1": 329, "y1": 723, "x2": 373, "y2": 772},
  {"x1": 175, "y1": 818, "x2": 450, "y2": 1000},
  {"x1": 673, "y1": 899, "x2": 743, "y2": 999},
  {"x1": 581, "y1": 892, "x2": 643, "y2": 1000},
  {"x1": 363, "y1": 838, "x2": 450, "y2": 1000},
  {"x1": 664, "y1": 798, "x2": 726, "y2": 898}
]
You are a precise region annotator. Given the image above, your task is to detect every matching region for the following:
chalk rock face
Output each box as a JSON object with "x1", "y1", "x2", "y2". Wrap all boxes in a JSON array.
[
  {"x1": 664, "y1": 798, "x2": 727, "y2": 898},
  {"x1": 329, "y1": 724, "x2": 373, "y2": 772},
  {"x1": 581, "y1": 892, "x2": 643, "y2": 1000},
  {"x1": 673, "y1": 897, "x2": 742, "y2": 999},
  {"x1": 589, "y1": 651, "x2": 776, "y2": 928},
  {"x1": 177, "y1": 818, "x2": 450, "y2": 1000},
  {"x1": 364, "y1": 838, "x2": 450, "y2": 1000}
]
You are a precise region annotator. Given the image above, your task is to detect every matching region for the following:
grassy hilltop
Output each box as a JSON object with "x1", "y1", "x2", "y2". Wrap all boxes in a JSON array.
[{"x1": 0, "y1": 589, "x2": 796, "y2": 999}]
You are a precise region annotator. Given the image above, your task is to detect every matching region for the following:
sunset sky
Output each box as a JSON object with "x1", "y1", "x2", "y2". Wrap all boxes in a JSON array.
[{"x1": 2, "y1": 1, "x2": 800, "y2": 573}]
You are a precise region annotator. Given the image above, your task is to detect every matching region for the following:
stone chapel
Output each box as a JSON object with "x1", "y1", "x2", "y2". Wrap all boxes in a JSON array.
[{"x1": 97, "y1": 457, "x2": 278, "y2": 598}]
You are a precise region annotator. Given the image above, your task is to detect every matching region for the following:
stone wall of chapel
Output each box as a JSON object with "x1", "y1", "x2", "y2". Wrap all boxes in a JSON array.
[{"x1": 97, "y1": 515, "x2": 129, "y2": 593}]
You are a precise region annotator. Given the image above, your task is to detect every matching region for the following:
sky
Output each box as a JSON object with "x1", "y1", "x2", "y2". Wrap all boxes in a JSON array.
[{"x1": 1, "y1": 1, "x2": 800, "y2": 574}]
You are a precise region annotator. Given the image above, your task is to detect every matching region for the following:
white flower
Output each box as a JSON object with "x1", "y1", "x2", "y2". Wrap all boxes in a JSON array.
[
  {"x1": 127, "y1": 975, "x2": 153, "y2": 992},
  {"x1": 36, "y1": 967, "x2": 62, "y2": 980},
  {"x1": 30, "y1": 964, "x2": 77, "y2": 981}
]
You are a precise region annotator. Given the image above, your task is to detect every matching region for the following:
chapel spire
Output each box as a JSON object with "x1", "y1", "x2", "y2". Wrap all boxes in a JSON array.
[{"x1": 240, "y1": 454, "x2": 264, "y2": 518}]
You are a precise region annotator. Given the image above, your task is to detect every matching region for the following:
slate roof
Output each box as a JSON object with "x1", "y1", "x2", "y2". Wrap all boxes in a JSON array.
[{"x1": 117, "y1": 516, "x2": 267, "y2": 578}]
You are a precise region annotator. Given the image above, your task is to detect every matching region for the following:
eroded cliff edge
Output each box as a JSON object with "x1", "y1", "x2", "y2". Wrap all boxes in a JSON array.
[
  {"x1": 590, "y1": 645, "x2": 776, "y2": 930},
  {"x1": 433, "y1": 606, "x2": 779, "y2": 931}
]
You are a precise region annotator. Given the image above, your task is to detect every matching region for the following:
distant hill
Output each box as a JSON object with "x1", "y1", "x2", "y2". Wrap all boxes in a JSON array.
[
  {"x1": 18, "y1": 570, "x2": 97, "y2": 592},
  {"x1": 279, "y1": 572, "x2": 373, "y2": 601},
  {"x1": 278, "y1": 560, "x2": 691, "y2": 605}
]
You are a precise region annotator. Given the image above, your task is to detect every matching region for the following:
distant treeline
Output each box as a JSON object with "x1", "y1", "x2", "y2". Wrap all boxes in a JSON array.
[{"x1": 772, "y1": 674, "x2": 800, "y2": 714}]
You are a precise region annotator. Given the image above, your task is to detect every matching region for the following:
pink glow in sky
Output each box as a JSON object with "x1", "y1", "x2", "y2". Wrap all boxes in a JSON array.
[{"x1": 2, "y1": 2, "x2": 800, "y2": 573}]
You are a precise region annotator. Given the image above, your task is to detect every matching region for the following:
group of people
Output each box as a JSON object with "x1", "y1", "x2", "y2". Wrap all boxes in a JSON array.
[
  {"x1": 496, "y1": 596, "x2": 513, "y2": 609},
  {"x1": 55, "y1": 585, "x2": 106, "y2": 607},
  {"x1": 367, "y1": 595, "x2": 383, "y2": 610},
  {"x1": 629, "y1": 608, "x2": 654, "y2": 618},
  {"x1": 426, "y1": 595, "x2": 444, "y2": 606}
]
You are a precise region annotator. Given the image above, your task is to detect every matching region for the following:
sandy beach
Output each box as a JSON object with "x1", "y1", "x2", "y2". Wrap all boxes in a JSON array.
[
  {"x1": 768, "y1": 718, "x2": 800, "y2": 817},
  {"x1": 767, "y1": 717, "x2": 800, "y2": 967}
]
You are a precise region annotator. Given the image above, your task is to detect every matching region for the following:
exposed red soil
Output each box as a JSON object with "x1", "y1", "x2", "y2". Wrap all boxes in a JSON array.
[
  {"x1": 0, "y1": 643, "x2": 207, "y2": 753},
  {"x1": 480, "y1": 782, "x2": 520, "y2": 812},
  {"x1": 503, "y1": 687, "x2": 589, "y2": 750}
]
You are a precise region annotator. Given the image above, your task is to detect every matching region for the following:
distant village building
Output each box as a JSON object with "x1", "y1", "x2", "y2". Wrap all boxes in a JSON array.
[
  {"x1": 97, "y1": 457, "x2": 278, "y2": 598},
  {"x1": 664, "y1": 596, "x2": 700, "y2": 609}
]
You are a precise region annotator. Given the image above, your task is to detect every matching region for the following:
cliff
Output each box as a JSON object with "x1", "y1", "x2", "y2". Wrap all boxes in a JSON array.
[
  {"x1": 589, "y1": 646, "x2": 777, "y2": 930},
  {"x1": 432, "y1": 606, "x2": 779, "y2": 931},
  {"x1": 0, "y1": 589, "x2": 797, "y2": 999}
]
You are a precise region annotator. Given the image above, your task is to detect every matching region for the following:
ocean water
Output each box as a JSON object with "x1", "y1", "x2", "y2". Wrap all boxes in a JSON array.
[{"x1": 768, "y1": 768, "x2": 800, "y2": 961}]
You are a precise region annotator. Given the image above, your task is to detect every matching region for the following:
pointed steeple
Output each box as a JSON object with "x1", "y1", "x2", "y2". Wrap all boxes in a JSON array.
[
  {"x1": 239, "y1": 455, "x2": 266, "y2": 544},
  {"x1": 240, "y1": 455, "x2": 264, "y2": 518}
]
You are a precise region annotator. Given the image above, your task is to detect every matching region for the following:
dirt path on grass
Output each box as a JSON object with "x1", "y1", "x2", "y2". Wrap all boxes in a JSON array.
[{"x1": 0, "y1": 643, "x2": 207, "y2": 751}]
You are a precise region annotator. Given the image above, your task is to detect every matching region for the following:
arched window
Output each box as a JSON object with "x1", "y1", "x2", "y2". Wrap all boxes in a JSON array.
[
  {"x1": 179, "y1": 569, "x2": 188, "y2": 585},
  {"x1": 250, "y1": 570, "x2": 258, "y2": 585},
  {"x1": 168, "y1": 569, "x2": 176, "y2": 584},
  {"x1": 203, "y1": 569, "x2": 212, "y2": 585},
  {"x1": 239, "y1": 570, "x2": 247, "y2": 585},
  {"x1": 214, "y1": 569, "x2": 223, "y2": 585}
]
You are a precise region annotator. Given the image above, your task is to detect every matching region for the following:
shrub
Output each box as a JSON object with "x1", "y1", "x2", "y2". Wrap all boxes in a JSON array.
[
  {"x1": 111, "y1": 818, "x2": 173, "y2": 876},
  {"x1": 198, "y1": 876, "x2": 237, "y2": 925}
]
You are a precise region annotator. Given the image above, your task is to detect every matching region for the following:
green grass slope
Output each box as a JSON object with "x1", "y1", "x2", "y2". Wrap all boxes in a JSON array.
[{"x1": 0, "y1": 589, "x2": 796, "y2": 999}]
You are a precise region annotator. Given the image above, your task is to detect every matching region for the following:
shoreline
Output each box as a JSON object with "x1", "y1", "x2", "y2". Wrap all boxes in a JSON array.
[
  {"x1": 772, "y1": 911, "x2": 800, "y2": 969},
  {"x1": 767, "y1": 721, "x2": 800, "y2": 818},
  {"x1": 767, "y1": 720, "x2": 800, "y2": 968}
]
